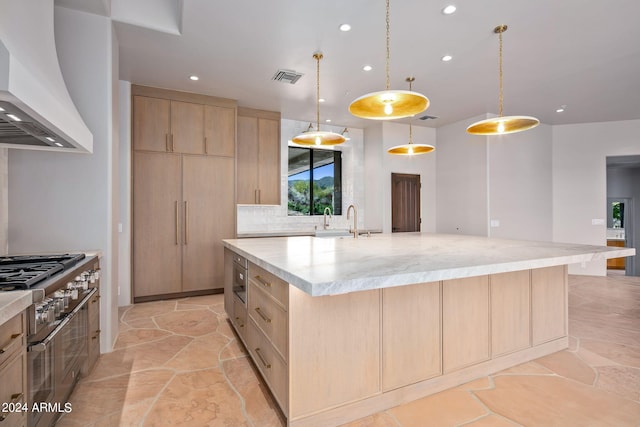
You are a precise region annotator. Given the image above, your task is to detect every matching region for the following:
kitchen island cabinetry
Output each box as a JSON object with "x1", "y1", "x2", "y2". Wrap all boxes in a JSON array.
[
  {"x1": 0, "y1": 310, "x2": 27, "y2": 427},
  {"x1": 132, "y1": 85, "x2": 236, "y2": 302},
  {"x1": 223, "y1": 233, "x2": 634, "y2": 427},
  {"x1": 237, "y1": 107, "x2": 280, "y2": 205}
]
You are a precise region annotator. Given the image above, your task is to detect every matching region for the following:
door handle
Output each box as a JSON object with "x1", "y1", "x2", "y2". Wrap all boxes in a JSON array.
[
  {"x1": 175, "y1": 201, "x2": 179, "y2": 245},
  {"x1": 184, "y1": 201, "x2": 189, "y2": 245}
]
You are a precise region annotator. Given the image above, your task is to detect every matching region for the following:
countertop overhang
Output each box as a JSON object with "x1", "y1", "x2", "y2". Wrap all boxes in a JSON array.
[{"x1": 223, "y1": 233, "x2": 636, "y2": 297}]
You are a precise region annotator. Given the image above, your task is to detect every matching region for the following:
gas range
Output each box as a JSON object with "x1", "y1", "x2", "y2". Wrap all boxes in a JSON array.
[{"x1": 0, "y1": 253, "x2": 86, "y2": 290}]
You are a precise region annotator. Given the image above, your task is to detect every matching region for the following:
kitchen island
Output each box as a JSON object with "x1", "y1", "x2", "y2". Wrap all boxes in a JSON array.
[{"x1": 222, "y1": 233, "x2": 635, "y2": 427}]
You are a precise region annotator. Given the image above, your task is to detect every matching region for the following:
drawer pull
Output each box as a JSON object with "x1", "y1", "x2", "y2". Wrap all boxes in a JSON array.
[
  {"x1": 255, "y1": 348, "x2": 271, "y2": 369},
  {"x1": 235, "y1": 317, "x2": 244, "y2": 328},
  {"x1": 0, "y1": 393, "x2": 23, "y2": 421},
  {"x1": 255, "y1": 275, "x2": 272, "y2": 287},
  {"x1": 0, "y1": 333, "x2": 22, "y2": 354},
  {"x1": 254, "y1": 307, "x2": 272, "y2": 323}
]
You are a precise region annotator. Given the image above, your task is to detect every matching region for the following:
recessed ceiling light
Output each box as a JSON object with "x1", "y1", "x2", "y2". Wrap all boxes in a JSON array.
[
  {"x1": 442, "y1": 5, "x2": 457, "y2": 14},
  {"x1": 441, "y1": 55, "x2": 453, "y2": 62},
  {"x1": 189, "y1": 75, "x2": 199, "y2": 81},
  {"x1": 319, "y1": 98, "x2": 326, "y2": 103},
  {"x1": 339, "y1": 24, "x2": 351, "y2": 32},
  {"x1": 363, "y1": 65, "x2": 373, "y2": 71},
  {"x1": 325, "y1": 119, "x2": 332, "y2": 123},
  {"x1": 556, "y1": 104, "x2": 567, "y2": 113}
]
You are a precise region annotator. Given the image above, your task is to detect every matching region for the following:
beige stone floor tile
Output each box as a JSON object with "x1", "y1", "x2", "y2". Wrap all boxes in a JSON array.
[
  {"x1": 121, "y1": 300, "x2": 177, "y2": 322},
  {"x1": 534, "y1": 350, "x2": 596, "y2": 385},
  {"x1": 164, "y1": 332, "x2": 232, "y2": 371},
  {"x1": 122, "y1": 316, "x2": 157, "y2": 329},
  {"x1": 475, "y1": 375, "x2": 640, "y2": 426},
  {"x1": 153, "y1": 308, "x2": 219, "y2": 336},
  {"x1": 495, "y1": 361, "x2": 553, "y2": 376},
  {"x1": 457, "y1": 376, "x2": 492, "y2": 391},
  {"x1": 388, "y1": 389, "x2": 488, "y2": 427},
  {"x1": 223, "y1": 357, "x2": 285, "y2": 427},
  {"x1": 460, "y1": 414, "x2": 521, "y2": 426},
  {"x1": 113, "y1": 328, "x2": 171, "y2": 349},
  {"x1": 339, "y1": 412, "x2": 401, "y2": 427},
  {"x1": 580, "y1": 338, "x2": 640, "y2": 367},
  {"x1": 595, "y1": 365, "x2": 640, "y2": 401},
  {"x1": 143, "y1": 368, "x2": 249, "y2": 427},
  {"x1": 576, "y1": 345, "x2": 620, "y2": 367}
]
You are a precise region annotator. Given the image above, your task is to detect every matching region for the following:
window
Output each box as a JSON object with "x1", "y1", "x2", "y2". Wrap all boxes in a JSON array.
[{"x1": 288, "y1": 146, "x2": 342, "y2": 215}]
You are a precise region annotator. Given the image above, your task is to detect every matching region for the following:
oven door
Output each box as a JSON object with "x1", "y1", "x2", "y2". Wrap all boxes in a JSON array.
[
  {"x1": 232, "y1": 261, "x2": 247, "y2": 304},
  {"x1": 28, "y1": 338, "x2": 54, "y2": 427}
]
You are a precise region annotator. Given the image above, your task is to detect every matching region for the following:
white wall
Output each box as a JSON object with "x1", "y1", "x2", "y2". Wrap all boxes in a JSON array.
[
  {"x1": 8, "y1": 6, "x2": 119, "y2": 351},
  {"x1": 118, "y1": 80, "x2": 131, "y2": 306},
  {"x1": 436, "y1": 115, "x2": 489, "y2": 236},
  {"x1": 237, "y1": 119, "x2": 366, "y2": 234},
  {"x1": 553, "y1": 119, "x2": 640, "y2": 275},
  {"x1": 378, "y1": 122, "x2": 437, "y2": 233},
  {"x1": 0, "y1": 148, "x2": 6, "y2": 254},
  {"x1": 488, "y1": 123, "x2": 553, "y2": 241},
  {"x1": 363, "y1": 124, "x2": 383, "y2": 231}
]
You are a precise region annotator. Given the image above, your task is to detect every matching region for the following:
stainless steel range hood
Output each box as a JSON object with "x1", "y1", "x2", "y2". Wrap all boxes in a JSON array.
[{"x1": 0, "y1": 0, "x2": 93, "y2": 153}]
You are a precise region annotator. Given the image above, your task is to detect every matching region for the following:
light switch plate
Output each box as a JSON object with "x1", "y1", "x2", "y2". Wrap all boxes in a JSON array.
[{"x1": 490, "y1": 220, "x2": 500, "y2": 228}]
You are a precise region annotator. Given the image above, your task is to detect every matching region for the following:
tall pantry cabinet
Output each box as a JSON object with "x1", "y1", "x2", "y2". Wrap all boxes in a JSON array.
[{"x1": 132, "y1": 85, "x2": 236, "y2": 302}]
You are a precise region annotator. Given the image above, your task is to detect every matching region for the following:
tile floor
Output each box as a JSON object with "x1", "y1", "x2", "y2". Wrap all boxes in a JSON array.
[{"x1": 57, "y1": 274, "x2": 640, "y2": 427}]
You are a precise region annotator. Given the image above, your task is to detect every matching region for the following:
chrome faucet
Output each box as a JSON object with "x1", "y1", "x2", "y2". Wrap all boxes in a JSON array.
[
  {"x1": 347, "y1": 204, "x2": 358, "y2": 238},
  {"x1": 323, "y1": 207, "x2": 332, "y2": 230}
]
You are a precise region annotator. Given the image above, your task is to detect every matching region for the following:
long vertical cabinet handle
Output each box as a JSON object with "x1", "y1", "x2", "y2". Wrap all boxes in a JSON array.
[
  {"x1": 175, "y1": 201, "x2": 179, "y2": 245},
  {"x1": 170, "y1": 134, "x2": 175, "y2": 152},
  {"x1": 184, "y1": 201, "x2": 189, "y2": 245},
  {"x1": 165, "y1": 134, "x2": 170, "y2": 152},
  {"x1": 258, "y1": 189, "x2": 261, "y2": 204},
  {"x1": 204, "y1": 137, "x2": 208, "y2": 154}
]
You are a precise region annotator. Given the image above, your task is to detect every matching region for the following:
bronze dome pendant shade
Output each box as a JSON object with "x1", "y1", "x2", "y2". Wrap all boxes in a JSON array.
[
  {"x1": 292, "y1": 53, "x2": 345, "y2": 146},
  {"x1": 387, "y1": 78, "x2": 435, "y2": 156},
  {"x1": 349, "y1": 0, "x2": 429, "y2": 120},
  {"x1": 467, "y1": 25, "x2": 539, "y2": 135}
]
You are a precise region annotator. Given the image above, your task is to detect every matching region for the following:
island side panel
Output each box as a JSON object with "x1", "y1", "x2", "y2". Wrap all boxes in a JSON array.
[
  {"x1": 382, "y1": 282, "x2": 441, "y2": 391},
  {"x1": 531, "y1": 265, "x2": 567, "y2": 345},
  {"x1": 288, "y1": 285, "x2": 381, "y2": 420},
  {"x1": 490, "y1": 270, "x2": 531, "y2": 356},
  {"x1": 442, "y1": 275, "x2": 490, "y2": 373}
]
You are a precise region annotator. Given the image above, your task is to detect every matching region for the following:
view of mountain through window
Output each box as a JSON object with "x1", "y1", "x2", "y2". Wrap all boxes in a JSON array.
[{"x1": 288, "y1": 147, "x2": 342, "y2": 215}]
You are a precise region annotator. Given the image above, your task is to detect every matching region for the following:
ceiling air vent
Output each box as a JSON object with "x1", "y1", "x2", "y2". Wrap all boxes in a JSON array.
[
  {"x1": 418, "y1": 115, "x2": 439, "y2": 121},
  {"x1": 272, "y1": 69, "x2": 303, "y2": 84}
]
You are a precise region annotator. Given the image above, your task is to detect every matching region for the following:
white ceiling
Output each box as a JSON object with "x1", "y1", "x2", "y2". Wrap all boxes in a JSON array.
[{"x1": 59, "y1": 0, "x2": 640, "y2": 130}]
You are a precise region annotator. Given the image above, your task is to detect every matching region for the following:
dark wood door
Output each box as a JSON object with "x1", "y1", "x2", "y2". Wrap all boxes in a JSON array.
[{"x1": 392, "y1": 173, "x2": 421, "y2": 232}]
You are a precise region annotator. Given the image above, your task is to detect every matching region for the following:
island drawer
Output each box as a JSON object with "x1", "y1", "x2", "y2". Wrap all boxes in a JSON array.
[
  {"x1": 232, "y1": 295, "x2": 247, "y2": 335},
  {"x1": 0, "y1": 350, "x2": 27, "y2": 426},
  {"x1": 0, "y1": 311, "x2": 25, "y2": 368},
  {"x1": 248, "y1": 262, "x2": 288, "y2": 308},
  {"x1": 246, "y1": 318, "x2": 288, "y2": 413},
  {"x1": 248, "y1": 281, "x2": 288, "y2": 360}
]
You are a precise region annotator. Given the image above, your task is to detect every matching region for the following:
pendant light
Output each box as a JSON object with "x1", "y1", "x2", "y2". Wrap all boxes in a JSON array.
[
  {"x1": 349, "y1": 0, "x2": 429, "y2": 120},
  {"x1": 387, "y1": 77, "x2": 435, "y2": 155},
  {"x1": 292, "y1": 52, "x2": 346, "y2": 146},
  {"x1": 467, "y1": 25, "x2": 539, "y2": 135}
]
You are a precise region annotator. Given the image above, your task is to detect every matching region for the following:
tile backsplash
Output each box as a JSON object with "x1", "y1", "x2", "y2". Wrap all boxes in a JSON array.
[{"x1": 237, "y1": 119, "x2": 365, "y2": 235}]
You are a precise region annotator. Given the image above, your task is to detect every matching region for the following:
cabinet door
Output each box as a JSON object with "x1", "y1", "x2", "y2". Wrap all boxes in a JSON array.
[
  {"x1": 205, "y1": 105, "x2": 235, "y2": 157},
  {"x1": 133, "y1": 152, "x2": 182, "y2": 298},
  {"x1": 182, "y1": 155, "x2": 235, "y2": 291},
  {"x1": 171, "y1": 101, "x2": 204, "y2": 154},
  {"x1": 442, "y1": 275, "x2": 490, "y2": 372},
  {"x1": 257, "y1": 118, "x2": 281, "y2": 205},
  {"x1": 382, "y1": 282, "x2": 441, "y2": 391},
  {"x1": 236, "y1": 115, "x2": 259, "y2": 204},
  {"x1": 532, "y1": 266, "x2": 567, "y2": 345},
  {"x1": 491, "y1": 270, "x2": 531, "y2": 356},
  {"x1": 133, "y1": 96, "x2": 170, "y2": 152}
]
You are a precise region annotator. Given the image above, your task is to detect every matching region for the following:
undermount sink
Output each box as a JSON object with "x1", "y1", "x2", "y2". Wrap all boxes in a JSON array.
[{"x1": 314, "y1": 229, "x2": 352, "y2": 238}]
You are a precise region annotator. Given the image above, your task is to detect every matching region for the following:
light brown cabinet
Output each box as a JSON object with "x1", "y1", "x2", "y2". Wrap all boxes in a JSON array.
[
  {"x1": 0, "y1": 311, "x2": 27, "y2": 427},
  {"x1": 237, "y1": 107, "x2": 281, "y2": 205},
  {"x1": 84, "y1": 289, "x2": 101, "y2": 375},
  {"x1": 132, "y1": 86, "x2": 236, "y2": 302},
  {"x1": 607, "y1": 239, "x2": 626, "y2": 269}
]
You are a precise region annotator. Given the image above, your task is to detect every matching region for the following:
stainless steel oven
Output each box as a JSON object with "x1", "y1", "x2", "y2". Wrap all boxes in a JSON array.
[
  {"x1": 28, "y1": 287, "x2": 95, "y2": 427},
  {"x1": 232, "y1": 253, "x2": 248, "y2": 304}
]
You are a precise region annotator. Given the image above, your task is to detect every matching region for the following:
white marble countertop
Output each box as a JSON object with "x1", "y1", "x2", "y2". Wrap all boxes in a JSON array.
[
  {"x1": 0, "y1": 291, "x2": 32, "y2": 326},
  {"x1": 223, "y1": 233, "x2": 636, "y2": 296}
]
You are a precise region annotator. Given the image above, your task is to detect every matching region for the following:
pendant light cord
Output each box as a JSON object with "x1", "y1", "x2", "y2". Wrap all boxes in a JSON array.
[
  {"x1": 497, "y1": 25, "x2": 505, "y2": 117},
  {"x1": 314, "y1": 52, "x2": 323, "y2": 131},
  {"x1": 385, "y1": 0, "x2": 390, "y2": 90}
]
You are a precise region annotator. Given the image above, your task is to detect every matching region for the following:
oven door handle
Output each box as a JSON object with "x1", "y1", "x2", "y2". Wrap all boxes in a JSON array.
[{"x1": 28, "y1": 287, "x2": 97, "y2": 353}]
